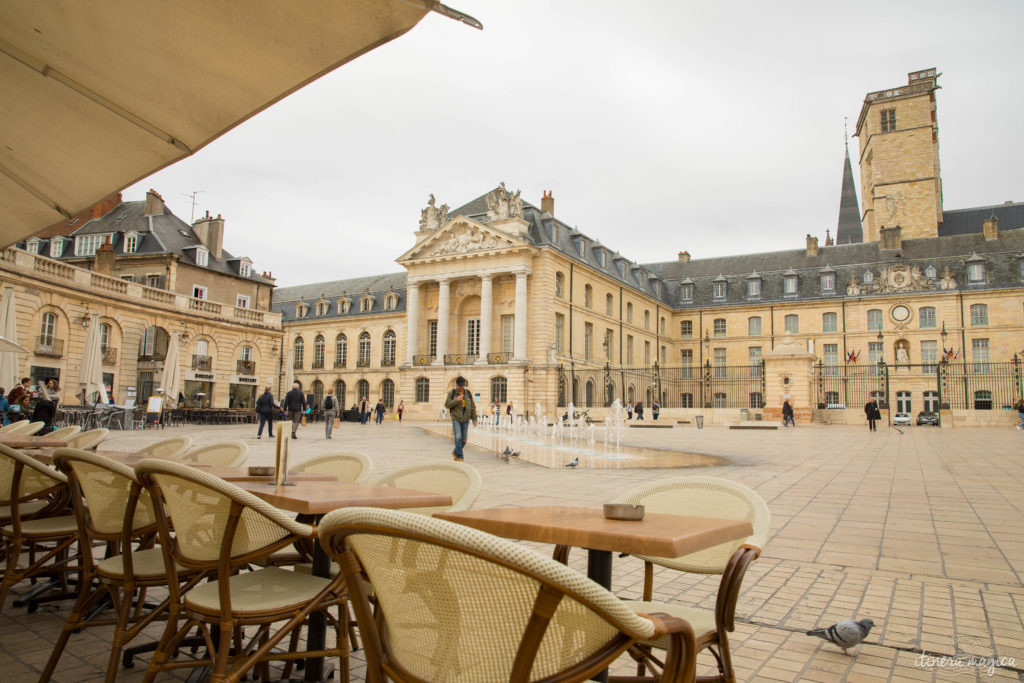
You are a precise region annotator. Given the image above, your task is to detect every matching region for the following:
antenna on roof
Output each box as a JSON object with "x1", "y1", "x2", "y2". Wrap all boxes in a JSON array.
[{"x1": 181, "y1": 191, "x2": 205, "y2": 224}]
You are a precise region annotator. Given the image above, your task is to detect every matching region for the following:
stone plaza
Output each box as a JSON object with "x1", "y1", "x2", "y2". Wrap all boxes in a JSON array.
[{"x1": 2, "y1": 419, "x2": 1023, "y2": 681}]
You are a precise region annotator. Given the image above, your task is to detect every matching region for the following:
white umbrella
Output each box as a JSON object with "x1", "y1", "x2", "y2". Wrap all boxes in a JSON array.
[
  {"x1": 0, "y1": 286, "x2": 22, "y2": 389},
  {"x1": 0, "y1": 1, "x2": 480, "y2": 246},
  {"x1": 159, "y1": 332, "x2": 181, "y2": 409},
  {"x1": 78, "y1": 313, "x2": 107, "y2": 404}
]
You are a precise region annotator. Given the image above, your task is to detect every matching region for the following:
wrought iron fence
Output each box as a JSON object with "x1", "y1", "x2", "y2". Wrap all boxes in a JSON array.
[
  {"x1": 558, "y1": 362, "x2": 766, "y2": 409},
  {"x1": 444, "y1": 354, "x2": 478, "y2": 365}
]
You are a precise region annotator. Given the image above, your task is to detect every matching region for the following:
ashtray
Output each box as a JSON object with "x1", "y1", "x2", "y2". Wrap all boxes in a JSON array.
[
  {"x1": 603, "y1": 503, "x2": 645, "y2": 521},
  {"x1": 248, "y1": 466, "x2": 275, "y2": 476}
]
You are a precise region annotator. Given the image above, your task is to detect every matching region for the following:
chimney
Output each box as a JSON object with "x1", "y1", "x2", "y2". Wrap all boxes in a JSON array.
[
  {"x1": 678, "y1": 250, "x2": 691, "y2": 262},
  {"x1": 144, "y1": 189, "x2": 165, "y2": 216},
  {"x1": 806, "y1": 234, "x2": 819, "y2": 256},
  {"x1": 541, "y1": 190, "x2": 554, "y2": 216},
  {"x1": 825, "y1": 229, "x2": 834, "y2": 246},
  {"x1": 192, "y1": 210, "x2": 225, "y2": 260},
  {"x1": 92, "y1": 192, "x2": 122, "y2": 219},
  {"x1": 94, "y1": 236, "x2": 116, "y2": 274},
  {"x1": 982, "y1": 214, "x2": 999, "y2": 240},
  {"x1": 879, "y1": 225, "x2": 902, "y2": 251}
]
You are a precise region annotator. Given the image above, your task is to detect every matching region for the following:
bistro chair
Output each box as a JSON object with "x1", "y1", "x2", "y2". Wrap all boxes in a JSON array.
[
  {"x1": 292, "y1": 452, "x2": 373, "y2": 483},
  {"x1": 135, "y1": 459, "x2": 350, "y2": 683},
  {"x1": 179, "y1": 441, "x2": 249, "y2": 468},
  {"x1": 609, "y1": 477, "x2": 771, "y2": 683},
  {"x1": 19, "y1": 421, "x2": 45, "y2": 435},
  {"x1": 370, "y1": 461, "x2": 481, "y2": 516},
  {"x1": 0, "y1": 444, "x2": 79, "y2": 614},
  {"x1": 65, "y1": 428, "x2": 110, "y2": 450},
  {"x1": 40, "y1": 449, "x2": 207, "y2": 682},
  {"x1": 0, "y1": 421, "x2": 32, "y2": 434},
  {"x1": 135, "y1": 436, "x2": 192, "y2": 459},
  {"x1": 47, "y1": 425, "x2": 82, "y2": 441},
  {"x1": 318, "y1": 507, "x2": 698, "y2": 683}
]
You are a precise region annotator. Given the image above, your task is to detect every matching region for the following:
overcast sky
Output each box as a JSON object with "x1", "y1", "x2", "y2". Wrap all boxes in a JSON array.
[{"x1": 126, "y1": 0, "x2": 1024, "y2": 288}]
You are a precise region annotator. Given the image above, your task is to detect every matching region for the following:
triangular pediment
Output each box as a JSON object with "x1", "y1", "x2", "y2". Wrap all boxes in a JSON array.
[{"x1": 398, "y1": 216, "x2": 529, "y2": 263}]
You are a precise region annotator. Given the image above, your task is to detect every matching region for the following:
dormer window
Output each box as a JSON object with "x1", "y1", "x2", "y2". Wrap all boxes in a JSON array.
[
  {"x1": 359, "y1": 294, "x2": 375, "y2": 313},
  {"x1": 925, "y1": 264, "x2": 937, "y2": 279},
  {"x1": 384, "y1": 293, "x2": 399, "y2": 310},
  {"x1": 820, "y1": 268, "x2": 836, "y2": 293},
  {"x1": 595, "y1": 249, "x2": 606, "y2": 267},
  {"x1": 746, "y1": 273, "x2": 761, "y2": 299},
  {"x1": 966, "y1": 254, "x2": 986, "y2": 284},
  {"x1": 49, "y1": 239, "x2": 64, "y2": 258},
  {"x1": 123, "y1": 232, "x2": 138, "y2": 254},
  {"x1": 338, "y1": 296, "x2": 352, "y2": 314},
  {"x1": 75, "y1": 234, "x2": 111, "y2": 256},
  {"x1": 296, "y1": 302, "x2": 309, "y2": 318},
  {"x1": 615, "y1": 260, "x2": 625, "y2": 277},
  {"x1": 680, "y1": 281, "x2": 694, "y2": 302},
  {"x1": 195, "y1": 246, "x2": 209, "y2": 267},
  {"x1": 572, "y1": 236, "x2": 584, "y2": 256},
  {"x1": 25, "y1": 238, "x2": 40, "y2": 254},
  {"x1": 316, "y1": 301, "x2": 329, "y2": 316},
  {"x1": 783, "y1": 270, "x2": 798, "y2": 297},
  {"x1": 863, "y1": 271, "x2": 874, "y2": 284},
  {"x1": 712, "y1": 276, "x2": 727, "y2": 301},
  {"x1": 239, "y1": 260, "x2": 252, "y2": 278}
]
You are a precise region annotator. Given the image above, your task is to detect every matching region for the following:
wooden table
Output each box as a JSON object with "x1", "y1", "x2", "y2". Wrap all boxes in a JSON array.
[
  {"x1": 437, "y1": 506, "x2": 753, "y2": 683},
  {"x1": 0, "y1": 434, "x2": 67, "y2": 449},
  {"x1": 241, "y1": 480, "x2": 453, "y2": 682}
]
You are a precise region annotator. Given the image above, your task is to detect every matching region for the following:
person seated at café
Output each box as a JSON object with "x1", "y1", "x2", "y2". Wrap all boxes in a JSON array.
[
  {"x1": 0, "y1": 388, "x2": 9, "y2": 426},
  {"x1": 7, "y1": 377, "x2": 30, "y2": 405},
  {"x1": 8, "y1": 394, "x2": 32, "y2": 421}
]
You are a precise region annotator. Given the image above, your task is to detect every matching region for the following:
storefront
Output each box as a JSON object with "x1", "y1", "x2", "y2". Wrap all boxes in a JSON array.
[
  {"x1": 229, "y1": 375, "x2": 259, "y2": 409},
  {"x1": 184, "y1": 369, "x2": 215, "y2": 408}
]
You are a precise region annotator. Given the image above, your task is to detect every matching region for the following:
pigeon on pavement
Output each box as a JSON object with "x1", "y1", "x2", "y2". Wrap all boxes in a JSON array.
[
  {"x1": 806, "y1": 618, "x2": 874, "y2": 655},
  {"x1": 565, "y1": 457, "x2": 578, "y2": 468},
  {"x1": 895, "y1": 427, "x2": 905, "y2": 434}
]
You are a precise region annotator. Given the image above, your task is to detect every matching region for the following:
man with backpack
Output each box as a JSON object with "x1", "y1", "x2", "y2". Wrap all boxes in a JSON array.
[{"x1": 323, "y1": 389, "x2": 338, "y2": 439}]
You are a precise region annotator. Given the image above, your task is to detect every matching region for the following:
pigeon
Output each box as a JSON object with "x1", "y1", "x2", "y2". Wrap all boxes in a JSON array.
[
  {"x1": 565, "y1": 457, "x2": 578, "y2": 468},
  {"x1": 895, "y1": 427, "x2": 905, "y2": 434},
  {"x1": 510, "y1": 450, "x2": 520, "y2": 458},
  {"x1": 806, "y1": 618, "x2": 874, "y2": 655},
  {"x1": 502, "y1": 446, "x2": 513, "y2": 456}
]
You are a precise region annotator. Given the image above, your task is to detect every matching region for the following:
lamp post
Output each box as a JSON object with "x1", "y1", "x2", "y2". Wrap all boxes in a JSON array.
[
  {"x1": 702, "y1": 330, "x2": 711, "y2": 408},
  {"x1": 876, "y1": 330, "x2": 891, "y2": 425}
]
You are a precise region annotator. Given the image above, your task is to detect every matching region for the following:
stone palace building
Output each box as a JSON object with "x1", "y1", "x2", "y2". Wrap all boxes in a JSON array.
[{"x1": 275, "y1": 68, "x2": 1024, "y2": 425}]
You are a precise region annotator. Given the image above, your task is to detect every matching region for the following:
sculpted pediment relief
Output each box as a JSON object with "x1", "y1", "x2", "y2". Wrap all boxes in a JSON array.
[{"x1": 401, "y1": 219, "x2": 523, "y2": 261}]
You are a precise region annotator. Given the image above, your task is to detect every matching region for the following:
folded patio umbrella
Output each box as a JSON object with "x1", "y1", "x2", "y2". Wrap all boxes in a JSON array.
[
  {"x1": 78, "y1": 313, "x2": 108, "y2": 404},
  {"x1": 0, "y1": 1, "x2": 480, "y2": 246},
  {"x1": 159, "y1": 332, "x2": 181, "y2": 409},
  {"x1": 0, "y1": 286, "x2": 23, "y2": 389}
]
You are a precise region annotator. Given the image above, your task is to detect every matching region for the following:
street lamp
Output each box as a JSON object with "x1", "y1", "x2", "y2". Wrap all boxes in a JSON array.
[{"x1": 940, "y1": 321, "x2": 948, "y2": 346}]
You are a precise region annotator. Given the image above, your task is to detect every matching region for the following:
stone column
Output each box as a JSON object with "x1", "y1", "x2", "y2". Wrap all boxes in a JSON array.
[
  {"x1": 405, "y1": 281, "x2": 420, "y2": 365},
  {"x1": 434, "y1": 278, "x2": 450, "y2": 365},
  {"x1": 513, "y1": 271, "x2": 528, "y2": 361},
  {"x1": 478, "y1": 275, "x2": 493, "y2": 363}
]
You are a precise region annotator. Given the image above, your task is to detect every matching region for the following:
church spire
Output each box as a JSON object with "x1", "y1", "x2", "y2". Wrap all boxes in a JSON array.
[{"x1": 836, "y1": 120, "x2": 862, "y2": 244}]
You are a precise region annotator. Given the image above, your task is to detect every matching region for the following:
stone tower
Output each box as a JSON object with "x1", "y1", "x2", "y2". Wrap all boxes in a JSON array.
[{"x1": 854, "y1": 68, "x2": 942, "y2": 242}]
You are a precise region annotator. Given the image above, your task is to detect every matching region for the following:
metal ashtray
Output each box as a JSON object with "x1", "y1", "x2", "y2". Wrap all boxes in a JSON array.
[
  {"x1": 248, "y1": 466, "x2": 275, "y2": 476},
  {"x1": 603, "y1": 503, "x2": 645, "y2": 521}
]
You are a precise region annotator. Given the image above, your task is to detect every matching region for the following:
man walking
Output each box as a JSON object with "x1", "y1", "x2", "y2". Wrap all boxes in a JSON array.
[
  {"x1": 445, "y1": 376, "x2": 477, "y2": 461},
  {"x1": 255, "y1": 385, "x2": 277, "y2": 439},
  {"x1": 322, "y1": 389, "x2": 337, "y2": 439},
  {"x1": 359, "y1": 396, "x2": 370, "y2": 425},
  {"x1": 782, "y1": 400, "x2": 795, "y2": 427},
  {"x1": 282, "y1": 382, "x2": 306, "y2": 438},
  {"x1": 374, "y1": 398, "x2": 385, "y2": 425},
  {"x1": 865, "y1": 397, "x2": 881, "y2": 431}
]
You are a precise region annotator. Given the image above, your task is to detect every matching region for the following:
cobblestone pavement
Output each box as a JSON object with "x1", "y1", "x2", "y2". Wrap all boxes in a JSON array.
[{"x1": 2, "y1": 420, "x2": 1023, "y2": 681}]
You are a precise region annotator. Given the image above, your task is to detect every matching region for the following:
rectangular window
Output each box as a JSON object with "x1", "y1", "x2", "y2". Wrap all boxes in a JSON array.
[
  {"x1": 869, "y1": 341, "x2": 883, "y2": 375},
  {"x1": 49, "y1": 240, "x2": 64, "y2": 258},
  {"x1": 501, "y1": 315, "x2": 514, "y2": 354},
  {"x1": 820, "y1": 272, "x2": 836, "y2": 292},
  {"x1": 680, "y1": 393, "x2": 694, "y2": 408},
  {"x1": 748, "y1": 316, "x2": 761, "y2": 336},
  {"x1": 823, "y1": 343, "x2": 838, "y2": 366},
  {"x1": 26, "y1": 240, "x2": 39, "y2": 254},
  {"x1": 124, "y1": 234, "x2": 137, "y2": 253},
  {"x1": 75, "y1": 234, "x2": 109, "y2": 256},
  {"x1": 783, "y1": 277, "x2": 798, "y2": 296},
  {"x1": 680, "y1": 320, "x2": 693, "y2": 338},
  {"x1": 867, "y1": 309, "x2": 883, "y2": 331},
  {"x1": 784, "y1": 314, "x2": 798, "y2": 334},
  {"x1": 921, "y1": 340, "x2": 938, "y2": 373},
  {"x1": 967, "y1": 263, "x2": 985, "y2": 282},
  {"x1": 604, "y1": 329, "x2": 613, "y2": 360},
  {"x1": 466, "y1": 318, "x2": 480, "y2": 355},
  {"x1": 881, "y1": 108, "x2": 896, "y2": 132},
  {"x1": 713, "y1": 348, "x2": 726, "y2": 378},
  {"x1": 972, "y1": 338, "x2": 989, "y2": 374},
  {"x1": 822, "y1": 312, "x2": 838, "y2": 333},
  {"x1": 192, "y1": 285, "x2": 207, "y2": 299},
  {"x1": 712, "y1": 281, "x2": 726, "y2": 300},
  {"x1": 970, "y1": 304, "x2": 988, "y2": 326},
  {"x1": 660, "y1": 345, "x2": 666, "y2": 364},
  {"x1": 626, "y1": 335, "x2": 633, "y2": 365},
  {"x1": 681, "y1": 284, "x2": 694, "y2": 302},
  {"x1": 239, "y1": 262, "x2": 251, "y2": 277},
  {"x1": 713, "y1": 319, "x2": 726, "y2": 337},
  {"x1": 428, "y1": 320, "x2": 437, "y2": 357},
  {"x1": 747, "y1": 279, "x2": 761, "y2": 298},
  {"x1": 236, "y1": 294, "x2": 250, "y2": 308},
  {"x1": 748, "y1": 347, "x2": 762, "y2": 377},
  {"x1": 644, "y1": 340, "x2": 650, "y2": 365},
  {"x1": 146, "y1": 274, "x2": 161, "y2": 288},
  {"x1": 919, "y1": 307, "x2": 936, "y2": 328},
  {"x1": 680, "y1": 348, "x2": 693, "y2": 378},
  {"x1": 554, "y1": 314, "x2": 564, "y2": 354},
  {"x1": 584, "y1": 323, "x2": 593, "y2": 360},
  {"x1": 195, "y1": 248, "x2": 209, "y2": 267}
]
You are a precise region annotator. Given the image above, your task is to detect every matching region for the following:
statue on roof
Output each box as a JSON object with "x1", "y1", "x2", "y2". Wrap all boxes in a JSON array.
[
  {"x1": 419, "y1": 194, "x2": 449, "y2": 231},
  {"x1": 485, "y1": 182, "x2": 523, "y2": 221}
]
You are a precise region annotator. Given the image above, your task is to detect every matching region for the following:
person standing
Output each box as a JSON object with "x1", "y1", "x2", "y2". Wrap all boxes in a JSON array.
[
  {"x1": 397, "y1": 400, "x2": 405, "y2": 422},
  {"x1": 255, "y1": 386, "x2": 277, "y2": 439},
  {"x1": 374, "y1": 399, "x2": 385, "y2": 425},
  {"x1": 7, "y1": 377, "x2": 30, "y2": 406},
  {"x1": 782, "y1": 400, "x2": 795, "y2": 427},
  {"x1": 626, "y1": 402, "x2": 633, "y2": 420},
  {"x1": 359, "y1": 396, "x2": 370, "y2": 425},
  {"x1": 0, "y1": 388, "x2": 8, "y2": 425},
  {"x1": 322, "y1": 389, "x2": 338, "y2": 439},
  {"x1": 864, "y1": 397, "x2": 881, "y2": 431},
  {"x1": 505, "y1": 401, "x2": 513, "y2": 425},
  {"x1": 282, "y1": 382, "x2": 306, "y2": 438},
  {"x1": 652, "y1": 400, "x2": 660, "y2": 421},
  {"x1": 1015, "y1": 398, "x2": 1024, "y2": 431},
  {"x1": 634, "y1": 401, "x2": 644, "y2": 420},
  {"x1": 445, "y1": 376, "x2": 477, "y2": 461}
]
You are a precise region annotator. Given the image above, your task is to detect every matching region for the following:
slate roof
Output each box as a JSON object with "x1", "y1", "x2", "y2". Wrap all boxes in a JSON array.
[
  {"x1": 18, "y1": 200, "x2": 271, "y2": 284},
  {"x1": 272, "y1": 272, "x2": 407, "y2": 322},
  {"x1": 940, "y1": 202, "x2": 1024, "y2": 236}
]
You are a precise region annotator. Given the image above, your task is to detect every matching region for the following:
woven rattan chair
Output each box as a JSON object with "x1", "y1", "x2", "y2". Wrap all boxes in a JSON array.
[
  {"x1": 371, "y1": 461, "x2": 481, "y2": 516},
  {"x1": 178, "y1": 441, "x2": 249, "y2": 468},
  {"x1": 318, "y1": 507, "x2": 698, "y2": 682},
  {"x1": 0, "y1": 421, "x2": 32, "y2": 434},
  {"x1": 292, "y1": 452, "x2": 373, "y2": 483},
  {"x1": 135, "y1": 458, "x2": 350, "y2": 683},
  {"x1": 47, "y1": 425, "x2": 82, "y2": 441},
  {"x1": 135, "y1": 436, "x2": 192, "y2": 459},
  {"x1": 20, "y1": 421, "x2": 45, "y2": 435},
  {"x1": 40, "y1": 449, "x2": 207, "y2": 682},
  {"x1": 608, "y1": 477, "x2": 771, "y2": 683},
  {"x1": 0, "y1": 444, "x2": 78, "y2": 614},
  {"x1": 65, "y1": 428, "x2": 110, "y2": 450}
]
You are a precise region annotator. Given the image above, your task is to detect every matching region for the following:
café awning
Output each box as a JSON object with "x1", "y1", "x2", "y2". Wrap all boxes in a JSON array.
[{"x1": 0, "y1": 1, "x2": 480, "y2": 247}]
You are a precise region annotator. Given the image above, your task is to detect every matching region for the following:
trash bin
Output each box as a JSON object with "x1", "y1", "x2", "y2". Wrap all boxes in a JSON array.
[
  {"x1": 695, "y1": 415, "x2": 704, "y2": 429},
  {"x1": 740, "y1": 408, "x2": 749, "y2": 421}
]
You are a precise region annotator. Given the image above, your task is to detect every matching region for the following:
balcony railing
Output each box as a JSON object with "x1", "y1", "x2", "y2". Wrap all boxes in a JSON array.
[
  {"x1": 413, "y1": 354, "x2": 434, "y2": 366},
  {"x1": 237, "y1": 359, "x2": 256, "y2": 375},
  {"x1": 356, "y1": 358, "x2": 370, "y2": 368},
  {"x1": 192, "y1": 354, "x2": 212, "y2": 371},
  {"x1": 381, "y1": 357, "x2": 396, "y2": 367},
  {"x1": 293, "y1": 359, "x2": 303, "y2": 369},
  {"x1": 487, "y1": 352, "x2": 512, "y2": 364},
  {"x1": 444, "y1": 353, "x2": 478, "y2": 366},
  {"x1": 334, "y1": 360, "x2": 347, "y2": 368},
  {"x1": 35, "y1": 336, "x2": 64, "y2": 358},
  {"x1": 312, "y1": 360, "x2": 324, "y2": 369},
  {"x1": 102, "y1": 347, "x2": 118, "y2": 365}
]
